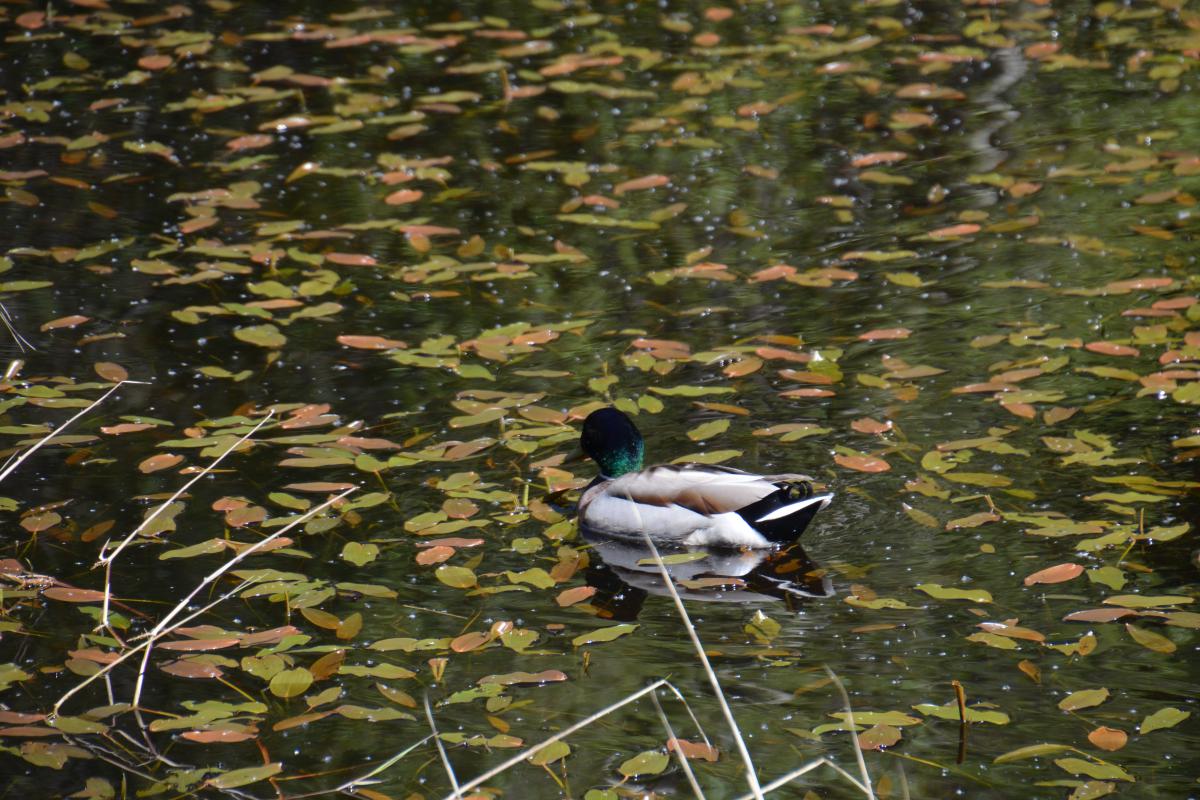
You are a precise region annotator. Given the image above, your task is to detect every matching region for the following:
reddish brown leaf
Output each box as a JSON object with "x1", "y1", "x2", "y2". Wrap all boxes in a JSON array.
[
  {"x1": 779, "y1": 388, "x2": 836, "y2": 398},
  {"x1": 225, "y1": 506, "x2": 266, "y2": 528},
  {"x1": 100, "y1": 422, "x2": 155, "y2": 435},
  {"x1": 226, "y1": 134, "x2": 273, "y2": 151},
  {"x1": 415, "y1": 546, "x2": 455, "y2": 565},
  {"x1": 851, "y1": 151, "x2": 908, "y2": 168},
  {"x1": 1062, "y1": 608, "x2": 1138, "y2": 623},
  {"x1": 1085, "y1": 341, "x2": 1140, "y2": 357},
  {"x1": 928, "y1": 223, "x2": 980, "y2": 238},
  {"x1": 139, "y1": 453, "x2": 183, "y2": 474},
  {"x1": 325, "y1": 252, "x2": 377, "y2": 267},
  {"x1": 15, "y1": 11, "x2": 45, "y2": 28},
  {"x1": 40, "y1": 315, "x2": 90, "y2": 331},
  {"x1": 94, "y1": 362, "x2": 128, "y2": 382},
  {"x1": 158, "y1": 638, "x2": 241, "y2": 652},
  {"x1": 1023, "y1": 563, "x2": 1084, "y2": 586},
  {"x1": 749, "y1": 264, "x2": 796, "y2": 282},
  {"x1": 858, "y1": 328, "x2": 911, "y2": 341},
  {"x1": 556, "y1": 586, "x2": 597, "y2": 607},
  {"x1": 43, "y1": 587, "x2": 107, "y2": 603},
  {"x1": 451, "y1": 632, "x2": 492, "y2": 653},
  {"x1": 1087, "y1": 726, "x2": 1127, "y2": 751},
  {"x1": 613, "y1": 174, "x2": 670, "y2": 195},
  {"x1": 138, "y1": 54, "x2": 173, "y2": 70},
  {"x1": 834, "y1": 454, "x2": 891, "y2": 472},
  {"x1": 385, "y1": 189, "x2": 424, "y2": 205},
  {"x1": 181, "y1": 729, "x2": 257, "y2": 743},
  {"x1": 160, "y1": 660, "x2": 223, "y2": 679},
  {"x1": 851, "y1": 417, "x2": 892, "y2": 435},
  {"x1": 666, "y1": 738, "x2": 719, "y2": 760}
]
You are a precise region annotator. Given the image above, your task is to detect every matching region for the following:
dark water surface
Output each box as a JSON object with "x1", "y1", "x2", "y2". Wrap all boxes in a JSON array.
[{"x1": 1, "y1": 1, "x2": 1198, "y2": 798}]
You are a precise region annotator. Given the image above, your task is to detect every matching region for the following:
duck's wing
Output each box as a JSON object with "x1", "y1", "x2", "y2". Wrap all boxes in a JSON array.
[{"x1": 601, "y1": 465, "x2": 791, "y2": 515}]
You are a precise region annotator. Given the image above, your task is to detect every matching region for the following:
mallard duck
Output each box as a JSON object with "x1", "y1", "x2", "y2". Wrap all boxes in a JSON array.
[{"x1": 577, "y1": 407, "x2": 832, "y2": 548}]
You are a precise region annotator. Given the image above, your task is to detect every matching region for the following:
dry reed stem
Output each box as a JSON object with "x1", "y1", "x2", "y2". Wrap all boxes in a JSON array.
[
  {"x1": 425, "y1": 693, "x2": 463, "y2": 799},
  {"x1": 824, "y1": 664, "x2": 876, "y2": 799},
  {"x1": 0, "y1": 379, "x2": 148, "y2": 486},
  {"x1": 95, "y1": 411, "x2": 275, "y2": 631},
  {"x1": 637, "y1": 530, "x2": 766, "y2": 800},
  {"x1": 285, "y1": 735, "x2": 435, "y2": 799},
  {"x1": 52, "y1": 487, "x2": 355, "y2": 715},
  {"x1": 438, "y1": 679, "x2": 671, "y2": 800},
  {"x1": 0, "y1": 302, "x2": 36, "y2": 352},
  {"x1": 649, "y1": 688, "x2": 706, "y2": 799}
]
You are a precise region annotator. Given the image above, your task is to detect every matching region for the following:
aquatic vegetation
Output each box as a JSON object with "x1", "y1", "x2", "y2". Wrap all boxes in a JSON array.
[{"x1": 0, "y1": 0, "x2": 1197, "y2": 797}]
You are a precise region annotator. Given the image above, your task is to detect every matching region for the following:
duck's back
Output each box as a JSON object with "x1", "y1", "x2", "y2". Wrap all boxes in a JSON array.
[{"x1": 579, "y1": 465, "x2": 828, "y2": 548}]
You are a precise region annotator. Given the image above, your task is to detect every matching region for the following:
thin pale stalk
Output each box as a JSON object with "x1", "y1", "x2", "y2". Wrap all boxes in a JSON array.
[
  {"x1": 638, "y1": 530, "x2": 765, "y2": 800},
  {"x1": 650, "y1": 689, "x2": 706, "y2": 800},
  {"x1": 441, "y1": 679, "x2": 669, "y2": 800},
  {"x1": 96, "y1": 411, "x2": 275, "y2": 630},
  {"x1": 53, "y1": 488, "x2": 353, "y2": 715},
  {"x1": 0, "y1": 379, "x2": 148, "y2": 485},
  {"x1": 732, "y1": 757, "x2": 872, "y2": 799},
  {"x1": 658, "y1": 680, "x2": 715, "y2": 750},
  {"x1": 129, "y1": 577, "x2": 255, "y2": 710},
  {"x1": 824, "y1": 664, "x2": 875, "y2": 800},
  {"x1": 286, "y1": 735, "x2": 435, "y2": 799},
  {"x1": 425, "y1": 693, "x2": 462, "y2": 799},
  {"x1": 0, "y1": 302, "x2": 36, "y2": 352}
]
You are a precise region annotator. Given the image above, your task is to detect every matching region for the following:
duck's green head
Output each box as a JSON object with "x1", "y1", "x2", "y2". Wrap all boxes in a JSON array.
[{"x1": 581, "y1": 407, "x2": 644, "y2": 478}]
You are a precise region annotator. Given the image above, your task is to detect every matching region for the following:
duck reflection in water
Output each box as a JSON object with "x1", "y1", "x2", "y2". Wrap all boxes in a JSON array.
[{"x1": 581, "y1": 533, "x2": 833, "y2": 622}]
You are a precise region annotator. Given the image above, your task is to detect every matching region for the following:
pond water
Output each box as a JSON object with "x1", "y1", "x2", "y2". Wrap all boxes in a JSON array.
[{"x1": 1, "y1": 1, "x2": 1198, "y2": 798}]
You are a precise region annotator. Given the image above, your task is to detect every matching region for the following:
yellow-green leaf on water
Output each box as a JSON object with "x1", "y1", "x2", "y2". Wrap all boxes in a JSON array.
[
  {"x1": 572, "y1": 623, "x2": 637, "y2": 647},
  {"x1": 0, "y1": 281, "x2": 53, "y2": 292},
  {"x1": 1069, "y1": 781, "x2": 1117, "y2": 800},
  {"x1": 967, "y1": 632, "x2": 1019, "y2": 650},
  {"x1": 50, "y1": 715, "x2": 109, "y2": 734},
  {"x1": 455, "y1": 363, "x2": 495, "y2": 381},
  {"x1": 844, "y1": 595, "x2": 916, "y2": 610},
  {"x1": 435, "y1": 566, "x2": 477, "y2": 589},
  {"x1": 160, "y1": 539, "x2": 227, "y2": 560},
  {"x1": 884, "y1": 271, "x2": 927, "y2": 287},
  {"x1": 450, "y1": 408, "x2": 504, "y2": 428},
  {"x1": 234, "y1": 323, "x2": 286, "y2": 349},
  {"x1": 1103, "y1": 594, "x2": 1193, "y2": 608},
  {"x1": 994, "y1": 743, "x2": 1074, "y2": 763},
  {"x1": 1124, "y1": 623, "x2": 1176, "y2": 654},
  {"x1": 504, "y1": 568, "x2": 555, "y2": 589},
  {"x1": 1139, "y1": 706, "x2": 1190, "y2": 734},
  {"x1": 671, "y1": 449, "x2": 742, "y2": 465},
  {"x1": 830, "y1": 711, "x2": 922, "y2": 726},
  {"x1": 902, "y1": 503, "x2": 939, "y2": 528},
  {"x1": 943, "y1": 471, "x2": 1013, "y2": 488},
  {"x1": 638, "y1": 551, "x2": 709, "y2": 566},
  {"x1": 1058, "y1": 687, "x2": 1109, "y2": 712},
  {"x1": 269, "y1": 667, "x2": 314, "y2": 698},
  {"x1": 529, "y1": 741, "x2": 571, "y2": 766},
  {"x1": 745, "y1": 609, "x2": 780, "y2": 643},
  {"x1": 913, "y1": 702, "x2": 1009, "y2": 725},
  {"x1": 687, "y1": 418, "x2": 729, "y2": 441},
  {"x1": 1141, "y1": 523, "x2": 1189, "y2": 542},
  {"x1": 341, "y1": 542, "x2": 379, "y2": 567},
  {"x1": 915, "y1": 583, "x2": 993, "y2": 603},
  {"x1": 1053, "y1": 758, "x2": 1133, "y2": 782},
  {"x1": 618, "y1": 750, "x2": 670, "y2": 778},
  {"x1": 649, "y1": 385, "x2": 735, "y2": 397},
  {"x1": 1087, "y1": 566, "x2": 1126, "y2": 590},
  {"x1": 207, "y1": 763, "x2": 283, "y2": 789}
]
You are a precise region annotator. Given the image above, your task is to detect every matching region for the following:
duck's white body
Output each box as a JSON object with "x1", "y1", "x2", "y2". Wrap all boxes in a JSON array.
[{"x1": 578, "y1": 464, "x2": 832, "y2": 548}]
